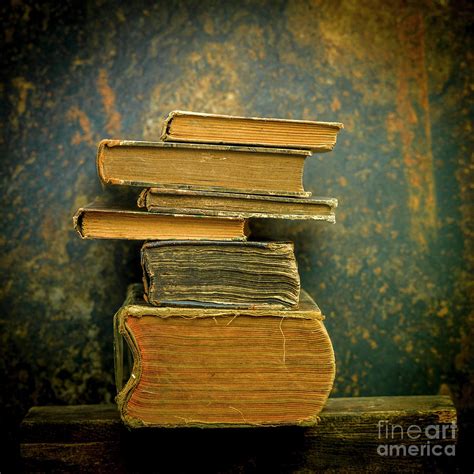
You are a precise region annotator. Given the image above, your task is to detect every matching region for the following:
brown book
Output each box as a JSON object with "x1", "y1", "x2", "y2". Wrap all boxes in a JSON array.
[
  {"x1": 97, "y1": 140, "x2": 312, "y2": 197},
  {"x1": 115, "y1": 284, "x2": 335, "y2": 428},
  {"x1": 141, "y1": 241, "x2": 300, "y2": 308},
  {"x1": 73, "y1": 198, "x2": 249, "y2": 241},
  {"x1": 160, "y1": 110, "x2": 343, "y2": 151},
  {"x1": 138, "y1": 188, "x2": 338, "y2": 222}
]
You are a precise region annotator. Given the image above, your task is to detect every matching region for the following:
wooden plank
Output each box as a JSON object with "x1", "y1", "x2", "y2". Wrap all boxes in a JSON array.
[
  {"x1": 21, "y1": 396, "x2": 457, "y2": 472},
  {"x1": 21, "y1": 404, "x2": 121, "y2": 444},
  {"x1": 20, "y1": 442, "x2": 123, "y2": 473}
]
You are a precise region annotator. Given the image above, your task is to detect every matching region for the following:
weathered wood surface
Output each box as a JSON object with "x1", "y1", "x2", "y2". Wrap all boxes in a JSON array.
[{"x1": 21, "y1": 395, "x2": 457, "y2": 472}]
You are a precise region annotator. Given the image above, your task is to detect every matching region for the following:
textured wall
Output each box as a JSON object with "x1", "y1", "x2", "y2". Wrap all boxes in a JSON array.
[{"x1": 0, "y1": 0, "x2": 472, "y2": 468}]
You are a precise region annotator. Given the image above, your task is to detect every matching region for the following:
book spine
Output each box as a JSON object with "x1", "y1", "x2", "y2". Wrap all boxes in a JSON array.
[
  {"x1": 136, "y1": 189, "x2": 148, "y2": 208},
  {"x1": 159, "y1": 111, "x2": 176, "y2": 141},
  {"x1": 114, "y1": 309, "x2": 146, "y2": 429},
  {"x1": 96, "y1": 139, "x2": 124, "y2": 185},
  {"x1": 140, "y1": 247, "x2": 152, "y2": 299},
  {"x1": 113, "y1": 312, "x2": 124, "y2": 392},
  {"x1": 72, "y1": 208, "x2": 86, "y2": 239},
  {"x1": 96, "y1": 140, "x2": 108, "y2": 185}
]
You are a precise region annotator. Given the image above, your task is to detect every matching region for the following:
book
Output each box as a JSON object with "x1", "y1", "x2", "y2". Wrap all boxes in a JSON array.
[
  {"x1": 114, "y1": 284, "x2": 335, "y2": 428},
  {"x1": 141, "y1": 241, "x2": 300, "y2": 308},
  {"x1": 73, "y1": 198, "x2": 249, "y2": 241},
  {"x1": 138, "y1": 188, "x2": 338, "y2": 222},
  {"x1": 97, "y1": 140, "x2": 312, "y2": 197},
  {"x1": 160, "y1": 110, "x2": 344, "y2": 151}
]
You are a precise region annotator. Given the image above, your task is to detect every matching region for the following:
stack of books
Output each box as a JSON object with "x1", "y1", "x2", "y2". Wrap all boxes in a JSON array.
[{"x1": 74, "y1": 111, "x2": 343, "y2": 428}]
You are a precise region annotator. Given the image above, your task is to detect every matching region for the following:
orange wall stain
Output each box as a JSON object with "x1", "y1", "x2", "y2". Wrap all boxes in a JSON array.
[
  {"x1": 67, "y1": 106, "x2": 94, "y2": 146},
  {"x1": 11, "y1": 77, "x2": 34, "y2": 115},
  {"x1": 97, "y1": 68, "x2": 122, "y2": 135},
  {"x1": 395, "y1": 11, "x2": 436, "y2": 247}
]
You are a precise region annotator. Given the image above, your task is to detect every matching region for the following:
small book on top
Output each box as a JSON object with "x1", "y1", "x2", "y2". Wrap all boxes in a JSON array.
[{"x1": 160, "y1": 110, "x2": 343, "y2": 151}]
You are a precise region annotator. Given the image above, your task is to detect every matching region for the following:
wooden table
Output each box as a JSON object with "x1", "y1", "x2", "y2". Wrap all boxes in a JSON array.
[{"x1": 21, "y1": 395, "x2": 457, "y2": 472}]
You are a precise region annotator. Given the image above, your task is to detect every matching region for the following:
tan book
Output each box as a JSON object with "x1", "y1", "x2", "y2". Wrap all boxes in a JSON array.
[
  {"x1": 97, "y1": 140, "x2": 312, "y2": 197},
  {"x1": 141, "y1": 241, "x2": 300, "y2": 308},
  {"x1": 115, "y1": 284, "x2": 336, "y2": 428},
  {"x1": 161, "y1": 110, "x2": 343, "y2": 151},
  {"x1": 73, "y1": 198, "x2": 248, "y2": 241},
  {"x1": 138, "y1": 188, "x2": 338, "y2": 222}
]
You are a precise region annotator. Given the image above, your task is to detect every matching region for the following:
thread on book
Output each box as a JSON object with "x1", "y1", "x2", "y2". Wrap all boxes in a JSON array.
[
  {"x1": 229, "y1": 406, "x2": 247, "y2": 423},
  {"x1": 174, "y1": 415, "x2": 191, "y2": 424},
  {"x1": 226, "y1": 314, "x2": 238, "y2": 326},
  {"x1": 173, "y1": 415, "x2": 215, "y2": 425},
  {"x1": 280, "y1": 316, "x2": 287, "y2": 365}
]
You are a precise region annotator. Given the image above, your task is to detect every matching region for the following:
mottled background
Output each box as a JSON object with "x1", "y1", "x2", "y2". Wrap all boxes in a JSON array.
[{"x1": 0, "y1": 0, "x2": 472, "y2": 470}]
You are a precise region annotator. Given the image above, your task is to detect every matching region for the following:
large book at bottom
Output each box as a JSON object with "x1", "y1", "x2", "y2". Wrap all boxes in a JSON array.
[{"x1": 114, "y1": 284, "x2": 335, "y2": 428}]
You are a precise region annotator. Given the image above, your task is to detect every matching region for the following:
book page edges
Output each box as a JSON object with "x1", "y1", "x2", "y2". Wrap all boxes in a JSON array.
[
  {"x1": 72, "y1": 203, "x2": 248, "y2": 240},
  {"x1": 161, "y1": 110, "x2": 342, "y2": 151},
  {"x1": 137, "y1": 189, "x2": 337, "y2": 221},
  {"x1": 95, "y1": 140, "x2": 309, "y2": 193},
  {"x1": 147, "y1": 187, "x2": 337, "y2": 205},
  {"x1": 114, "y1": 283, "x2": 332, "y2": 429}
]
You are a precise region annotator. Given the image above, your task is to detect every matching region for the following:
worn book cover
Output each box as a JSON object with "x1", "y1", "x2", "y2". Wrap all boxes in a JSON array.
[
  {"x1": 141, "y1": 240, "x2": 300, "y2": 308},
  {"x1": 160, "y1": 110, "x2": 343, "y2": 151},
  {"x1": 73, "y1": 197, "x2": 249, "y2": 241},
  {"x1": 138, "y1": 188, "x2": 338, "y2": 222},
  {"x1": 114, "y1": 284, "x2": 336, "y2": 428},
  {"x1": 96, "y1": 139, "x2": 312, "y2": 197}
]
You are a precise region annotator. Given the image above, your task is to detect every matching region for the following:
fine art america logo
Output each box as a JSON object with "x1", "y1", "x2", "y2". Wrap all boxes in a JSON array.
[{"x1": 377, "y1": 420, "x2": 457, "y2": 457}]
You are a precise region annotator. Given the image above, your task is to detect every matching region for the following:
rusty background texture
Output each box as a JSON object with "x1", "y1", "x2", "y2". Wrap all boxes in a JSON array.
[{"x1": 0, "y1": 0, "x2": 472, "y2": 468}]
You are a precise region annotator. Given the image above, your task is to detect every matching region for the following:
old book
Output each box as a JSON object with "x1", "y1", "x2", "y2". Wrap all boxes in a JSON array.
[
  {"x1": 138, "y1": 188, "x2": 338, "y2": 222},
  {"x1": 97, "y1": 140, "x2": 312, "y2": 197},
  {"x1": 73, "y1": 198, "x2": 248, "y2": 241},
  {"x1": 114, "y1": 284, "x2": 335, "y2": 428},
  {"x1": 161, "y1": 110, "x2": 344, "y2": 151},
  {"x1": 141, "y1": 241, "x2": 299, "y2": 308}
]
